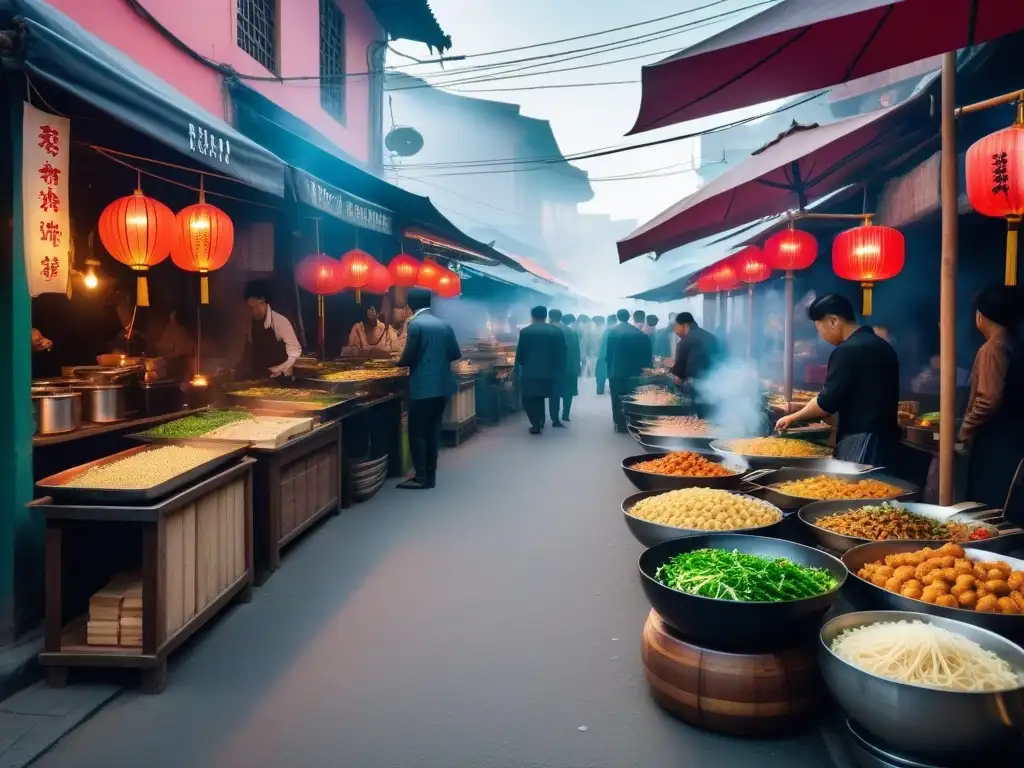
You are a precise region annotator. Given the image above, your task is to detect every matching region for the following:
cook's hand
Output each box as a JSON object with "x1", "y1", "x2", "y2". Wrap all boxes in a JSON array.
[
  {"x1": 775, "y1": 414, "x2": 798, "y2": 432},
  {"x1": 268, "y1": 366, "x2": 284, "y2": 378}
]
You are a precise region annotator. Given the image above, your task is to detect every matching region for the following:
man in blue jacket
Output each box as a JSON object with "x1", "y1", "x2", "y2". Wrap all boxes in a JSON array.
[{"x1": 396, "y1": 289, "x2": 462, "y2": 489}]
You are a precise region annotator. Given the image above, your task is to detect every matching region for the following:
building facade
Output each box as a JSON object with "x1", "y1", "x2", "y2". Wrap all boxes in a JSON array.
[{"x1": 45, "y1": 0, "x2": 450, "y2": 169}]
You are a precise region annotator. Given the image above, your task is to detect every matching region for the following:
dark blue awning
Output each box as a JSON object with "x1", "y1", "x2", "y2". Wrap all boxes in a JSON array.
[
  {"x1": 226, "y1": 81, "x2": 526, "y2": 272},
  {"x1": 2, "y1": 0, "x2": 285, "y2": 196}
]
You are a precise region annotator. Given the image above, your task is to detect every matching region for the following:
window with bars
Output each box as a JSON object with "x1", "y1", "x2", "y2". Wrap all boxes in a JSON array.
[
  {"x1": 237, "y1": 0, "x2": 277, "y2": 73},
  {"x1": 319, "y1": 0, "x2": 346, "y2": 122}
]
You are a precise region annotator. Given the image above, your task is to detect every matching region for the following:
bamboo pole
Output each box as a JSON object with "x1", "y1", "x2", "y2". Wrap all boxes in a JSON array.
[
  {"x1": 939, "y1": 52, "x2": 959, "y2": 506},
  {"x1": 954, "y1": 89, "x2": 1024, "y2": 117},
  {"x1": 747, "y1": 284, "x2": 755, "y2": 359}
]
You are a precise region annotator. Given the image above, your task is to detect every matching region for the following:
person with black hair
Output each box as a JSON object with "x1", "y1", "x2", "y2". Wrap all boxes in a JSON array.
[
  {"x1": 238, "y1": 280, "x2": 301, "y2": 380},
  {"x1": 645, "y1": 314, "x2": 659, "y2": 337},
  {"x1": 776, "y1": 293, "x2": 899, "y2": 465},
  {"x1": 554, "y1": 313, "x2": 581, "y2": 422},
  {"x1": 671, "y1": 312, "x2": 719, "y2": 389},
  {"x1": 606, "y1": 308, "x2": 654, "y2": 432},
  {"x1": 397, "y1": 289, "x2": 462, "y2": 489},
  {"x1": 632, "y1": 309, "x2": 647, "y2": 331},
  {"x1": 595, "y1": 313, "x2": 617, "y2": 395},
  {"x1": 515, "y1": 306, "x2": 566, "y2": 434},
  {"x1": 960, "y1": 285, "x2": 1024, "y2": 520}
]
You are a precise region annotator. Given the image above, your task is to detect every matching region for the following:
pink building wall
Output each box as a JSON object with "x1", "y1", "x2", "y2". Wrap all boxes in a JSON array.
[{"x1": 46, "y1": 0, "x2": 380, "y2": 165}]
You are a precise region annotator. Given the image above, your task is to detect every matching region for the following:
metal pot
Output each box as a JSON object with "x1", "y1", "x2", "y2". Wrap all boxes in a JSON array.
[
  {"x1": 70, "y1": 383, "x2": 126, "y2": 423},
  {"x1": 31, "y1": 387, "x2": 82, "y2": 435}
]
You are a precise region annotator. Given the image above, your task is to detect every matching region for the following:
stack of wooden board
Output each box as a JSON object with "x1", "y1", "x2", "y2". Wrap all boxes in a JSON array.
[
  {"x1": 202, "y1": 416, "x2": 313, "y2": 449},
  {"x1": 86, "y1": 572, "x2": 143, "y2": 647}
]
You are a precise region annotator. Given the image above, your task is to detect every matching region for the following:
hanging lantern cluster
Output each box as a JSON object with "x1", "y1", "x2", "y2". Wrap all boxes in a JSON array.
[
  {"x1": 98, "y1": 181, "x2": 235, "y2": 307},
  {"x1": 966, "y1": 103, "x2": 1024, "y2": 286},
  {"x1": 831, "y1": 219, "x2": 905, "y2": 316},
  {"x1": 697, "y1": 262, "x2": 738, "y2": 294},
  {"x1": 732, "y1": 245, "x2": 772, "y2": 286}
]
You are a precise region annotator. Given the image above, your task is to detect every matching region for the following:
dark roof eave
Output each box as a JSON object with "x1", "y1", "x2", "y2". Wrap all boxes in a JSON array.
[{"x1": 367, "y1": 0, "x2": 452, "y2": 53}]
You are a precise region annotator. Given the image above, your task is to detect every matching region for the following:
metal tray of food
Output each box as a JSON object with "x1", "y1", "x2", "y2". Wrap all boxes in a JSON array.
[
  {"x1": 797, "y1": 499, "x2": 1017, "y2": 553},
  {"x1": 841, "y1": 541, "x2": 1024, "y2": 642},
  {"x1": 621, "y1": 400, "x2": 695, "y2": 418},
  {"x1": 710, "y1": 438, "x2": 836, "y2": 469},
  {"x1": 297, "y1": 374, "x2": 407, "y2": 396},
  {"x1": 224, "y1": 388, "x2": 364, "y2": 420},
  {"x1": 36, "y1": 440, "x2": 248, "y2": 505},
  {"x1": 747, "y1": 467, "x2": 919, "y2": 509}
]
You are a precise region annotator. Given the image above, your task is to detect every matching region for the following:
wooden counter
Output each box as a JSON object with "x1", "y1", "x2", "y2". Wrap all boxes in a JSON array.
[
  {"x1": 33, "y1": 458, "x2": 255, "y2": 693},
  {"x1": 33, "y1": 408, "x2": 206, "y2": 448},
  {"x1": 250, "y1": 421, "x2": 341, "y2": 585}
]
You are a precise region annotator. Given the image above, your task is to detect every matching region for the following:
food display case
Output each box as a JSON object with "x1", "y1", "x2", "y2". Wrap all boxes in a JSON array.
[{"x1": 32, "y1": 453, "x2": 255, "y2": 693}]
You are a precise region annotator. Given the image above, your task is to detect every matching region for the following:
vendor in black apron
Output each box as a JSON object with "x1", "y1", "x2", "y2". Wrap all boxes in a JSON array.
[
  {"x1": 238, "y1": 280, "x2": 302, "y2": 381},
  {"x1": 776, "y1": 293, "x2": 900, "y2": 467}
]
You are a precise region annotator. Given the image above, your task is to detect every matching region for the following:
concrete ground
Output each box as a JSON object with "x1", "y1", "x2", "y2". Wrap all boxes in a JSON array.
[{"x1": 33, "y1": 390, "x2": 852, "y2": 768}]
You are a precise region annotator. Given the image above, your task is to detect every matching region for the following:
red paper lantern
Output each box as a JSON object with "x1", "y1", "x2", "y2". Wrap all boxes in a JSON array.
[
  {"x1": 171, "y1": 195, "x2": 234, "y2": 304},
  {"x1": 388, "y1": 252, "x2": 421, "y2": 287},
  {"x1": 296, "y1": 253, "x2": 346, "y2": 296},
  {"x1": 732, "y1": 246, "x2": 772, "y2": 284},
  {"x1": 97, "y1": 189, "x2": 177, "y2": 306},
  {"x1": 435, "y1": 267, "x2": 461, "y2": 299},
  {"x1": 417, "y1": 259, "x2": 444, "y2": 290},
  {"x1": 832, "y1": 223, "x2": 905, "y2": 316},
  {"x1": 365, "y1": 261, "x2": 394, "y2": 295},
  {"x1": 966, "y1": 117, "x2": 1024, "y2": 285},
  {"x1": 338, "y1": 248, "x2": 375, "y2": 289},
  {"x1": 763, "y1": 227, "x2": 818, "y2": 272},
  {"x1": 698, "y1": 263, "x2": 738, "y2": 294}
]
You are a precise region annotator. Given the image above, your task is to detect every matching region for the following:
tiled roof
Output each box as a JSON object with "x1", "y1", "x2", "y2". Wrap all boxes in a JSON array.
[{"x1": 367, "y1": 0, "x2": 451, "y2": 53}]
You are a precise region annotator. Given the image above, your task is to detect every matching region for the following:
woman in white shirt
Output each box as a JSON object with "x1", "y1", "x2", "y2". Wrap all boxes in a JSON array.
[{"x1": 346, "y1": 305, "x2": 396, "y2": 353}]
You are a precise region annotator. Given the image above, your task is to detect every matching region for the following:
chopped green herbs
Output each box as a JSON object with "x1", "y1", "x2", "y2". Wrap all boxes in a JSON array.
[
  {"x1": 231, "y1": 387, "x2": 341, "y2": 404},
  {"x1": 655, "y1": 548, "x2": 837, "y2": 602},
  {"x1": 141, "y1": 411, "x2": 252, "y2": 439}
]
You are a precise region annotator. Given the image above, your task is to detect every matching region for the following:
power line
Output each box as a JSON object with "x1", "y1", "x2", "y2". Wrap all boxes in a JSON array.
[
  {"x1": 385, "y1": 91, "x2": 825, "y2": 171},
  {"x1": 449, "y1": 80, "x2": 639, "y2": 93}
]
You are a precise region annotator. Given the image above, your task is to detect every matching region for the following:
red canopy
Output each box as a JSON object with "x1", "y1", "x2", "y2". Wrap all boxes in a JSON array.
[
  {"x1": 617, "y1": 97, "x2": 930, "y2": 262},
  {"x1": 630, "y1": 0, "x2": 1024, "y2": 134}
]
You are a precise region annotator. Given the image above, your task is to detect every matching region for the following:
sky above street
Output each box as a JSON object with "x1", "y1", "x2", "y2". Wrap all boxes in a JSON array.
[{"x1": 387, "y1": 0, "x2": 781, "y2": 227}]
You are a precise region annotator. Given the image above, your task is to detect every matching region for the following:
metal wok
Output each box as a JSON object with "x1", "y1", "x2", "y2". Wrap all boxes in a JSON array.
[
  {"x1": 748, "y1": 467, "x2": 918, "y2": 510},
  {"x1": 622, "y1": 489, "x2": 783, "y2": 547},
  {"x1": 621, "y1": 453, "x2": 765, "y2": 492},
  {"x1": 841, "y1": 541, "x2": 1024, "y2": 642},
  {"x1": 798, "y1": 499, "x2": 1018, "y2": 554},
  {"x1": 638, "y1": 533, "x2": 846, "y2": 648},
  {"x1": 626, "y1": 426, "x2": 715, "y2": 453},
  {"x1": 710, "y1": 439, "x2": 837, "y2": 470},
  {"x1": 621, "y1": 399, "x2": 694, "y2": 418}
]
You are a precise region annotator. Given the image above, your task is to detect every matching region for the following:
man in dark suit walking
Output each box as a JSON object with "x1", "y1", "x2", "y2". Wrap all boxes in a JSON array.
[
  {"x1": 396, "y1": 289, "x2": 462, "y2": 489},
  {"x1": 606, "y1": 308, "x2": 653, "y2": 432},
  {"x1": 551, "y1": 311, "x2": 581, "y2": 424},
  {"x1": 515, "y1": 306, "x2": 566, "y2": 434}
]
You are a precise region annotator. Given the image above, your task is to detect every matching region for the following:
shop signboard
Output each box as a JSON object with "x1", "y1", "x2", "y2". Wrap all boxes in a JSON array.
[
  {"x1": 22, "y1": 103, "x2": 70, "y2": 297},
  {"x1": 294, "y1": 170, "x2": 394, "y2": 235}
]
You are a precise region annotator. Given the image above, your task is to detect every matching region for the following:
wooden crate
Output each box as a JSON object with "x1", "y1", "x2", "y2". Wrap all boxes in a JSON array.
[{"x1": 34, "y1": 459, "x2": 255, "y2": 693}]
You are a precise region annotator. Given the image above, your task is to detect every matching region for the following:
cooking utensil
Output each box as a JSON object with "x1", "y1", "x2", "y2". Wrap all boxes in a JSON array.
[
  {"x1": 820, "y1": 610, "x2": 1024, "y2": 755},
  {"x1": 710, "y1": 438, "x2": 840, "y2": 469},
  {"x1": 36, "y1": 441, "x2": 247, "y2": 505},
  {"x1": 70, "y1": 383, "x2": 126, "y2": 423},
  {"x1": 623, "y1": 489, "x2": 784, "y2": 547},
  {"x1": 798, "y1": 500, "x2": 1013, "y2": 554},
  {"x1": 621, "y1": 453, "x2": 769, "y2": 492},
  {"x1": 31, "y1": 388, "x2": 82, "y2": 435},
  {"x1": 638, "y1": 533, "x2": 847, "y2": 647},
  {"x1": 842, "y1": 541, "x2": 1024, "y2": 642},
  {"x1": 748, "y1": 467, "x2": 918, "y2": 510},
  {"x1": 621, "y1": 399, "x2": 694, "y2": 418},
  {"x1": 61, "y1": 365, "x2": 142, "y2": 385}
]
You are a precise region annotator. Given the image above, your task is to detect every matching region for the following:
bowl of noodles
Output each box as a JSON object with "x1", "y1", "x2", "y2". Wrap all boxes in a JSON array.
[{"x1": 819, "y1": 610, "x2": 1024, "y2": 755}]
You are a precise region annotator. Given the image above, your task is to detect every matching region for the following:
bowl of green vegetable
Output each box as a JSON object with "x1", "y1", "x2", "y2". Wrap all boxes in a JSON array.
[{"x1": 638, "y1": 534, "x2": 847, "y2": 648}]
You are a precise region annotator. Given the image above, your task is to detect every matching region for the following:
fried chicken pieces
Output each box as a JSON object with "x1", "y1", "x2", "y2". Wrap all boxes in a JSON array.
[{"x1": 857, "y1": 543, "x2": 1024, "y2": 614}]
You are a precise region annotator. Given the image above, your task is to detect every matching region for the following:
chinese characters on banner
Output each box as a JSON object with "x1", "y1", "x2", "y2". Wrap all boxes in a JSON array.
[{"x1": 22, "y1": 103, "x2": 70, "y2": 297}]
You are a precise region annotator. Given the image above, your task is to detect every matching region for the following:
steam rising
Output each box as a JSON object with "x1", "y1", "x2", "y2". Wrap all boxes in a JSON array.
[{"x1": 693, "y1": 357, "x2": 763, "y2": 439}]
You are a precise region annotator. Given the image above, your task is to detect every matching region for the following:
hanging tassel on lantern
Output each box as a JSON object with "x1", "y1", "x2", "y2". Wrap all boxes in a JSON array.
[
  {"x1": 135, "y1": 272, "x2": 150, "y2": 307},
  {"x1": 1007, "y1": 216, "x2": 1020, "y2": 287},
  {"x1": 200, "y1": 273, "x2": 210, "y2": 304},
  {"x1": 860, "y1": 282, "x2": 874, "y2": 316},
  {"x1": 317, "y1": 294, "x2": 326, "y2": 360}
]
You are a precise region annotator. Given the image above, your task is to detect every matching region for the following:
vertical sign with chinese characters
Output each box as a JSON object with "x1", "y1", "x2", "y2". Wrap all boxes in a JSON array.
[{"x1": 22, "y1": 103, "x2": 70, "y2": 297}]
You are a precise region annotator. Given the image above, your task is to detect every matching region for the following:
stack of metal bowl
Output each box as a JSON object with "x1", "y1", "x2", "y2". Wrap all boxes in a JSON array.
[{"x1": 351, "y1": 455, "x2": 388, "y2": 501}]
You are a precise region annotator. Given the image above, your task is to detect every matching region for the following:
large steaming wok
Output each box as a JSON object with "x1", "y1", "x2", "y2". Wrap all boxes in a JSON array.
[
  {"x1": 622, "y1": 490, "x2": 782, "y2": 547},
  {"x1": 710, "y1": 438, "x2": 837, "y2": 469},
  {"x1": 621, "y1": 453, "x2": 767, "y2": 492},
  {"x1": 626, "y1": 426, "x2": 714, "y2": 452},
  {"x1": 797, "y1": 499, "x2": 1019, "y2": 553},
  {"x1": 748, "y1": 467, "x2": 918, "y2": 510}
]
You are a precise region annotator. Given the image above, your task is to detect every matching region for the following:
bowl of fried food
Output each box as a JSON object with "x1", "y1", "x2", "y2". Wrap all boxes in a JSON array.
[
  {"x1": 621, "y1": 451, "x2": 748, "y2": 491},
  {"x1": 711, "y1": 437, "x2": 832, "y2": 468},
  {"x1": 622, "y1": 487, "x2": 784, "y2": 547},
  {"x1": 843, "y1": 541, "x2": 1024, "y2": 641},
  {"x1": 755, "y1": 469, "x2": 917, "y2": 509}
]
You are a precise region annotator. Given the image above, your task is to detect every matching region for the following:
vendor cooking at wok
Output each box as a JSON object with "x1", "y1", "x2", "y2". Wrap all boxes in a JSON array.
[
  {"x1": 236, "y1": 280, "x2": 302, "y2": 380},
  {"x1": 776, "y1": 294, "x2": 900, "y2": 466}
]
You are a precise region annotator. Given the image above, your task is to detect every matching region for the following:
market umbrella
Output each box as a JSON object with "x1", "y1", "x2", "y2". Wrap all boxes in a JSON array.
[
  {"x1": 630, "y1": 0, "x2": 1024, "y2": 134},
  {"x1": 617, "y1": 98, "x2": 932, "y2": 261}
]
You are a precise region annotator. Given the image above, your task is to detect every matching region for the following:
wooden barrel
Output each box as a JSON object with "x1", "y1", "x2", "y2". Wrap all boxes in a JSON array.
[{"x1": 641, "y1": 610, "x2": 824, "y2": 736}]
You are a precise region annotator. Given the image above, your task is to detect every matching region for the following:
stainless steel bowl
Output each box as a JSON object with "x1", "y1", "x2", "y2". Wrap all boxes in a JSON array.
[
  {"x1": 71, "y1": 383, "x2": 126, "y2": 423},
  {"x1": 820, "y1": 610, "x2": 1024, "y2": 755}
]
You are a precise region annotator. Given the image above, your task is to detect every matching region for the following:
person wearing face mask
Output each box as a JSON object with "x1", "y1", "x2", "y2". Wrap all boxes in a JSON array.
[
  {"x1": 776, "y1": 293, "x2": 900, "y2": 466},
  {"x1": 959, "y1": 285, "x2": 1024, "y2": 521}
]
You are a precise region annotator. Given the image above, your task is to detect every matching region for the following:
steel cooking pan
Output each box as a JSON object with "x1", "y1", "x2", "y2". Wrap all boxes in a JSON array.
[
  {"x1": 798, "y1": 499, "x2": 1019, "y2": 553},
  {"x1": 621, "y1": 399, "x2": 694, "y2": 418},
  {"x1": 621, "y1": 453, "x2": 767, "y2": 492},
  {"x1": 748, "y1": 467, "x2": 918, "y2": 510},
  {"x1": 842, "y1": 541, "x2": 1024, "y2": 642},
  {"x1": 626, "y1": 426, "x2": 715, "y2": 452},
  {"x1": 710, "y1": 438, "x2": 840, "y2": 469},
  {"x1": 621, "y1": 488, "x2": 782, "y2": 547},
  {"x1": 639, "y1": 533, "x2": 847, "y2": 648}
]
